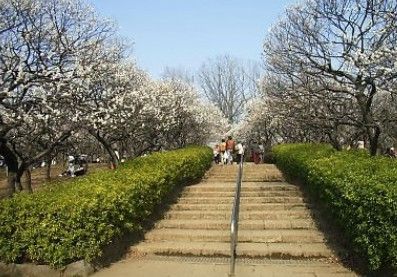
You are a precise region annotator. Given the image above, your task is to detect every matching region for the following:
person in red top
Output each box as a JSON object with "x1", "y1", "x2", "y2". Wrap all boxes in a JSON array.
[
  {"x1": 225, "y1": 136, "x2": 236, "y2": 164},
  {"x1": 251, "y1": 141, "x2": 262, "y2": 164}
]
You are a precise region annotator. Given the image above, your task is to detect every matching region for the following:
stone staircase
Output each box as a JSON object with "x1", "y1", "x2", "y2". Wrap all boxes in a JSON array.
[{"x1": 129, "y1": 164, "x2": 355, "y2": 275}]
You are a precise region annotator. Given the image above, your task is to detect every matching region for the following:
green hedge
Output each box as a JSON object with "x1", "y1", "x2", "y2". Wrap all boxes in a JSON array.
[
  {"x1": 0, "y1": 146, "x2": 212, "y2": 266},
  {"x1": 273, "y1": 143, "x2": 397, "y2": 272}
]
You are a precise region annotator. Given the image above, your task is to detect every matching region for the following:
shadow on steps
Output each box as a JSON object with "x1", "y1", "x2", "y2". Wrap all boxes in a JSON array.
[{"x1": 91, "y1": 176, "x2": 204, "y2": 269}]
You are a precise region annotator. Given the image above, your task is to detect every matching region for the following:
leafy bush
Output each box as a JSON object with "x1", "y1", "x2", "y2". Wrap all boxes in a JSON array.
[
  {"x1": 0, "y1": 146, "x2": 212, "y2": 266},
  {"x1": 273, "y1": 143, "x2": 397, "y2": 273}
]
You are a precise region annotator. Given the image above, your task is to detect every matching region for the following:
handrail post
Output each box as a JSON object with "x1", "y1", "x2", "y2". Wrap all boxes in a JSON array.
[{"x1": 229, "y1": 153, "x2": 244, "y2": 277}]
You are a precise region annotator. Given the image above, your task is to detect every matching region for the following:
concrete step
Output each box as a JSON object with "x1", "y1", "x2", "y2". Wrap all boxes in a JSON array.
[
  {"x1": 177, "y1": 197, "x2": 306, "y2": 204},
  {"x1": 186, "y1": 184, "x2": 236, "y2": 192},
  {"x1": 145, "y1": 229, "x2": 325, "y2": 243},
  {"x1": 237, "y1": 242, "x2": 334, "y2": 259},
  {"x1": 240, "y1": 185, "x2": 300, "y2": 192},
  {"x1": 194, "y1": 180, "x2": 292, "y2": 185},
  {"x1": 132, "y1": 241, "x2": 231, "y2": 257},
  {"x1": 182, "y1": 190, "x2": 303, "y2": 197},
  {"x1": 164, "y1": 211, "x2": 230, "y2": 220},
  {"x1": 208, "y1": 171, "x2": 279, "y2": 174},
  {"x1": 132, "y1": 241, "x2": 333, "y2": 259},
  {"x1": 207, "y1": 171, "x2": 282, "y2": 176},
  {"x1": 207, "y1": 174, "x2": 281, "y2": 177},
  {"x1": 156, "y1": 219, "x2": 230, "y2": 230},
  {"x1": 208, "y1": 167, "x2": 281, "y2": 172},
  {"x1": 206, "y1": 173, "x2": 281, "y2": 176},
  {"x1": 209, "y1": 164, "x2": 279, "y2": 169},
  {"x1": 156, "y1": 219, "x2": 316, "y2": 230},
  {"x1": 195, "y1": 182, "x2": 300, "y2": 191},
  {"x1": 240, "y1": 210, "x2": 313, "y2": 220},
  {"x1": 208, "y1": 168, "x2": 280, "y2": 173},
  {"x1": 242, "y1": 219, "x2": 316, "y2": 230},
  {"x1": 170, "y1": 203, "x2": 232, "y2": 211},
  {"x1": 206, "y1": 177, "x2": 284, "y2": 182},
  {"x1": 103, "y1": 258, "x2": 357, "y2": 276},
  {"x1": 170, "y1": 203, "x2": 311, "y2": 211},
  {"x1": 164, "y1": 210, "x2": 312, "y2": 220}
]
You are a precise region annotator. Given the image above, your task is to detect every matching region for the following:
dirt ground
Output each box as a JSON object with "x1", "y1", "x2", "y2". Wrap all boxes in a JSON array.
[{"x1": 0, "y1": 163, "x2": 109, "y2": 199}]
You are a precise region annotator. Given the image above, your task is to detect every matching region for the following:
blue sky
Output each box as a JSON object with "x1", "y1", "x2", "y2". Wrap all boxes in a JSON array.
[{"x1": 89, "y1": 0, "x2": 297, "y2": 78}]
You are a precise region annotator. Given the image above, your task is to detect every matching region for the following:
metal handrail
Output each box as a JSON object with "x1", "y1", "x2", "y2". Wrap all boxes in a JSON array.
[{"x1": 229, "y1": 153, "x2": 244, "y2": 277}]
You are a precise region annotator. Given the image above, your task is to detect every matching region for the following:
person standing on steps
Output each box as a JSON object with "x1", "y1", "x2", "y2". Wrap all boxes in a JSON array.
[
  {"x1": 213, "y1": 144, "x2": 221, "y2": 164},
  {"x1": 235, "y1": 141, "x2": 244, "y2": 164},
  {"x1": 226, "y1": 136, "x2": 236, "y2": 165},
  {"x1": 251, "y1": 141, "x2": 262, "y2": 164},
  {"x1": 219, "y1": 139, "x2": 227, "y2": 165}
]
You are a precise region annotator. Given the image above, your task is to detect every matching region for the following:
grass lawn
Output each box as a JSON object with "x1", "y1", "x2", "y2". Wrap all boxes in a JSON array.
[{"x1": 0, "y1": 163, "x2": 109, "y2": 198}]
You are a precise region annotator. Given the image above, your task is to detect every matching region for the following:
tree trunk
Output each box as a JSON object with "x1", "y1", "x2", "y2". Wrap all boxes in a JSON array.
[
  {"x1": 0, "y1": 140, "x2": 19, "y2": 196},
  {"x1": 46, "y1": 157, "x2": 52, "y2": 181},
  {"x1": 22, "y1": 167, "x2": 33, "y2": 193},
  {"x1": 369, "y1": 126, "x2": 381, "y2": 156},
  {"x1": 332, "y1": 142, "x2": 342, "y2": 151},
  {"x1": 107, "y1": 148, "x2": 119, "y2": 169},
  {"x1": 355, "y1": 84, "x2": 379, "y2": 156},
  {"x1": 13, "y1": 163, "x2": 31, "y2": 193},
  {"x1": 327, "y1": 133, "x2": 342, "y2": 151},
  {"x1": 14, "y1": 171, "x2": 23, "y2": 192},
  {"x1": 6, "y1": 170, "x2": 16, "y2": 196},
  {"x1": 90, "y1": 131, "x2": 119, "y2": 169},
  {"x1": 1, "y1": 132, "x2": 71, "y2": 196}
]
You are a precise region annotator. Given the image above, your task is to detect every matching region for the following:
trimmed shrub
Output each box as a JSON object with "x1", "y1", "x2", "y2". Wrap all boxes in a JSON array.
[
  {"x1": 273, "y1": 143, "x2": 397, "y2": 273},
  {"x1": 0, "y1": 146, "x2": 212, "y2": 266}
]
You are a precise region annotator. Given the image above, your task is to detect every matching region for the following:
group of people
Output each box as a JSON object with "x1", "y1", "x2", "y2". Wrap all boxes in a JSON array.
[
  {"x1": 213, "y1": 136, "x2": 244, "y2": 165},
  {"x1": 60, "y1": 155, "x2": 88, "y2": 177}
]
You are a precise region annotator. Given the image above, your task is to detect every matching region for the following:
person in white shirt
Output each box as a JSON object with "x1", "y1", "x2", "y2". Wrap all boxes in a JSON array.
[
  {"x1": 235, "y1": 141, "x2": 244, "y2": 164},
  {"x1": 67, "y1": 155, "x2": 75, "y2": 177}
]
